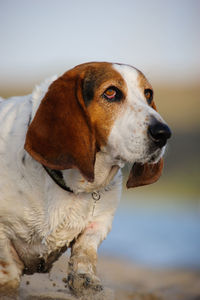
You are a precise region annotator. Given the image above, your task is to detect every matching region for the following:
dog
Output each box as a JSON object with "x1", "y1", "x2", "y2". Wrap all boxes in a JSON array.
[{"x1": 0, "y1": 62, "x2": 171, "y2": 297}]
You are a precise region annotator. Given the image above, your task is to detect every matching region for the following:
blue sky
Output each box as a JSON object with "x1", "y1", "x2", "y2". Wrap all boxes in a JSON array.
[{"x1": 0, "y1": 0, "x2": 199, "y2": 90}]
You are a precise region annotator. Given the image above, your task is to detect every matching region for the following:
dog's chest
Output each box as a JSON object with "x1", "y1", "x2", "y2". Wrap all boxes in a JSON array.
[{"x1": 13, "y1": 187, "x2": 117, "y2": 274}]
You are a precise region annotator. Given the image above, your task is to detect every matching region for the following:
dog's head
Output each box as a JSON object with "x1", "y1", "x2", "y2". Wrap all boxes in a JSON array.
[{"x1": 25, "y1": 62, "x2": 171, "y2": 188}]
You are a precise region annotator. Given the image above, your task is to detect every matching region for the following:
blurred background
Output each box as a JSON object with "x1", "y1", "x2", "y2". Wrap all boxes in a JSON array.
[{"x1": 0, "y1": 0, "x2": 200, "y2": 269}]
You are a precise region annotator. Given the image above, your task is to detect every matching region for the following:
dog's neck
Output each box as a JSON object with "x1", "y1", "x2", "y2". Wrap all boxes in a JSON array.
[{"x1": 61, "y1": 151, "x2": 120, "y2": 194}]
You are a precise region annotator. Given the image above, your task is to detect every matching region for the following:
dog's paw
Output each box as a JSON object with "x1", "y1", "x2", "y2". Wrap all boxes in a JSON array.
[
  {"x1": 0, "y1": 280, "x2": 19, "y2": 300},
  {"x1": 67, "y1": 272, "x2": 103, "y2": 296}
]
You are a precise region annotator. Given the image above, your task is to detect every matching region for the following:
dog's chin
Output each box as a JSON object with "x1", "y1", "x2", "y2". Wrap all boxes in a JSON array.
[
  {"x1": 112, "y1": 144, "x2": 165, "y2": 167},
  {"x1": 146, "y1": 147, "x2": 165, "y2": 164},
  {"x1": 135, "y1": 147, "x2": 165, "y2": 165}
]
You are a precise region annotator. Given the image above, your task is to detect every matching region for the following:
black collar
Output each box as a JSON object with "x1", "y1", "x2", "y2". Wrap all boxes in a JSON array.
[{"x1": 43, "y1": 166, "x2": 73, "y2": 193}]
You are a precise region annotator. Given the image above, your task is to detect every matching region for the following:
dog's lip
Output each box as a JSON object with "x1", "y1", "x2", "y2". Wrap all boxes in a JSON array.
[
  {"x1": 148, "y1": 150, "x2": 163, "y2": 164},
  {"x1": 134, "y1": 149, "x2": 163, "y2": 165}
]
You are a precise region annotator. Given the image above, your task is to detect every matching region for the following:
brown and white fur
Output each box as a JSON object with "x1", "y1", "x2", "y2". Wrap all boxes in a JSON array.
[{"x1": 0, "y1": 62, "x2": 171, "y2": 297}]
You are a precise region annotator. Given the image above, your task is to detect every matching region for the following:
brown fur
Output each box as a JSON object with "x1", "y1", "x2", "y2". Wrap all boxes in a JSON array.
[
  {"x1": 86, "y1": 65, "x2": 127, "y2": 147},
  {"x1": 25, "y1": 62, "x2": 126, "y2": 181},
  {"x1": 137, "y1": 70, "x2": 152, "y2": 90},
  {"x1": 137, "y1": 70, "x2": 158, "y2": 111},
  {"x1": 25, "y1": 62, "x2": 163, "y2": 187},
  {"x1": 127, "y1": 159, "x2": 164, "y2": 188},
  {"x1": 0, "y1": 261, "x2": 9, "y2": 268},
  {"x1": 25, "y1": 66, "x2": 96, "y2": 181}
]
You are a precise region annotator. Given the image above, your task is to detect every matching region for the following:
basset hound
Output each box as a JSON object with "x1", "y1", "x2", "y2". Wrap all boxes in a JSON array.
[{"x1": 0, "y1": 62, "x2": 171, "y2": 297}]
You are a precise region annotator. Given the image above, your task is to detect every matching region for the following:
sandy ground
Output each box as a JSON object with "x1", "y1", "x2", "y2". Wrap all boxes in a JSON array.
[{"x1": 17, "y1": 254, "x2": 200, "y2": 300}]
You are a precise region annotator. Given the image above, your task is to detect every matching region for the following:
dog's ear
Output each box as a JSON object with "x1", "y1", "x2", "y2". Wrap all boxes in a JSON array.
[
  {"x1": 126, "y1": 100, "x2": 164, "y2": 188},
  {"x1": 126, "y1": 159, "x2": 163, "y2": 188},
  {"x1": 25, "y1": 70, "x2": 96, "y2": 182}
]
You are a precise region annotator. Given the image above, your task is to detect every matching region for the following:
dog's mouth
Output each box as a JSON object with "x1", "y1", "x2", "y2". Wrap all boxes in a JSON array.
[
  {"x1": 127, "y1": 142, "x2": 165, "y2": 167},
  {"x1": 113, "y1": 145, "x2": 164, "y2": 167},
  {"x1": 146, "y1": 147, "x2": 164, "y2": 164}
]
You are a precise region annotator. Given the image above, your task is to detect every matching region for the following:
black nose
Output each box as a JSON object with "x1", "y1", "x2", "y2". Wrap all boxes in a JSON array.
[{"x1": 148, "y1": 118, "x2": 171, "y2": 148}]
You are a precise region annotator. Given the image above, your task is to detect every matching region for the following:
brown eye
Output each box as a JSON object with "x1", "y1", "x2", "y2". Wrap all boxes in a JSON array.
[
  {"x1": 103, "y1": 86, "x2": 123, "y2": 102},
  {"x1": 144, "y1": 88, "x2": 153, "y2": 105},
  {"x1": 104, "y1": 88, "x2": 116, "y2": 100}
]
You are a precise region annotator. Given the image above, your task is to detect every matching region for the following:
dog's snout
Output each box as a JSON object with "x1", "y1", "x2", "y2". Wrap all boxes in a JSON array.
[{"x1": 148, "y1": 118, "x2": 171, "y2": 148}]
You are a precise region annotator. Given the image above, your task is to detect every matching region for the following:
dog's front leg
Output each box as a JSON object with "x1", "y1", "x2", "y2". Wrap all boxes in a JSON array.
[
  {"x1": 67, "y1": 214, "x2": 112, "y2": 295},
  {"x1": 0, "y1": 229, "x2": 24, "y2": 299}
]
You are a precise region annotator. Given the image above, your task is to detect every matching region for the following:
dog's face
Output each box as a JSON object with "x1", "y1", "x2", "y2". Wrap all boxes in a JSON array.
[
  {"x1": 82, "y1": 63, "x2": 170, "y2": 165},
  {"x1": 25, "y1": 62, "x2": 171, "y2": 188}
]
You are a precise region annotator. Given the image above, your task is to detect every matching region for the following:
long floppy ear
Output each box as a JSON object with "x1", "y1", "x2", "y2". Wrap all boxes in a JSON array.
[
  {"x1": 24, "y1": 70, "x2": 96, "y2": 182},
  {"x1": 126, "y1": 100, "x2": 163, "y2": 188},
  {"x1": 126, "y1": 159, "x2": 163, "y2": 188}
]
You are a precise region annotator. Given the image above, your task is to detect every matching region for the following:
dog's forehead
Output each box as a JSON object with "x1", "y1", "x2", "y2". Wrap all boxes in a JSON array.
[
  {"x1": 81, "y1": 62, "x2": 124, "y2": 83},
  {"x1": 113, "y1": 63, "x2": 152, "y2": 94},
  {"x1": 75, "y1": 62, "x2": 120, "y2": 78},
  {"x1": 73, "y1": 62, "x2": 152, "y2": 106},
  {"x1": 74, "y1": 62, "x2": 150, "y2": 90}
]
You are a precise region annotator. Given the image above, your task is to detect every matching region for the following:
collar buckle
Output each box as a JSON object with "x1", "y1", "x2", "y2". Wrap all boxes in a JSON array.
[{"x1": 91, "y1": 191, "x2": 101, "y2": 201}]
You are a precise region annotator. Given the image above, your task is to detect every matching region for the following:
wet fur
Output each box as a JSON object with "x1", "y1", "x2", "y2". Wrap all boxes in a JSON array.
[{"x1": 0, "y1": 62, "x2": 169, "y2": 297}]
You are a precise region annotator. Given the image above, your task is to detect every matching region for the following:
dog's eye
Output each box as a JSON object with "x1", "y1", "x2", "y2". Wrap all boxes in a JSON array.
[
  {"x1": 103, "y1": 86, "x2": 122, "y2": 102},
  {"x1": 144, "y1": 89, "x2": 153, "y2": 105},
  {"x1": 104, "y1": 88, "x2": 116, "y2": 99}
]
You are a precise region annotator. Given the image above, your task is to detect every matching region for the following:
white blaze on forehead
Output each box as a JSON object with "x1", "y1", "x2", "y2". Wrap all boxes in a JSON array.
[
  {"x1": 113, "y1": 64, "x2": 143, "y2": 103},
  {"x1": 113, "y1": 63, "x2": 164, "y2": 122},
  {"x1": 113, "y1": 64, "x2": 139, "y2": 85}
]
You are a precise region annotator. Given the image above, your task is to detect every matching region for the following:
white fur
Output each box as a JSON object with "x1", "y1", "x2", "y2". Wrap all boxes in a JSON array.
[
  {"x1": 106, "y1": 64, "x2": 166, "y2": 164},
  {"x1": 0, "y1": 79, "x2": 122, "y2": 289},
  {"x1": 0, "y1": 64, "x2": 167, "y2": 293}
]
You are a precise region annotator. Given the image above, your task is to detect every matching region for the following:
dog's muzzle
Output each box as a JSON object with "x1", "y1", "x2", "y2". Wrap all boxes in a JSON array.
[{"x1": 148, "y1": 117, "x2": 171, "y2": 148}]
